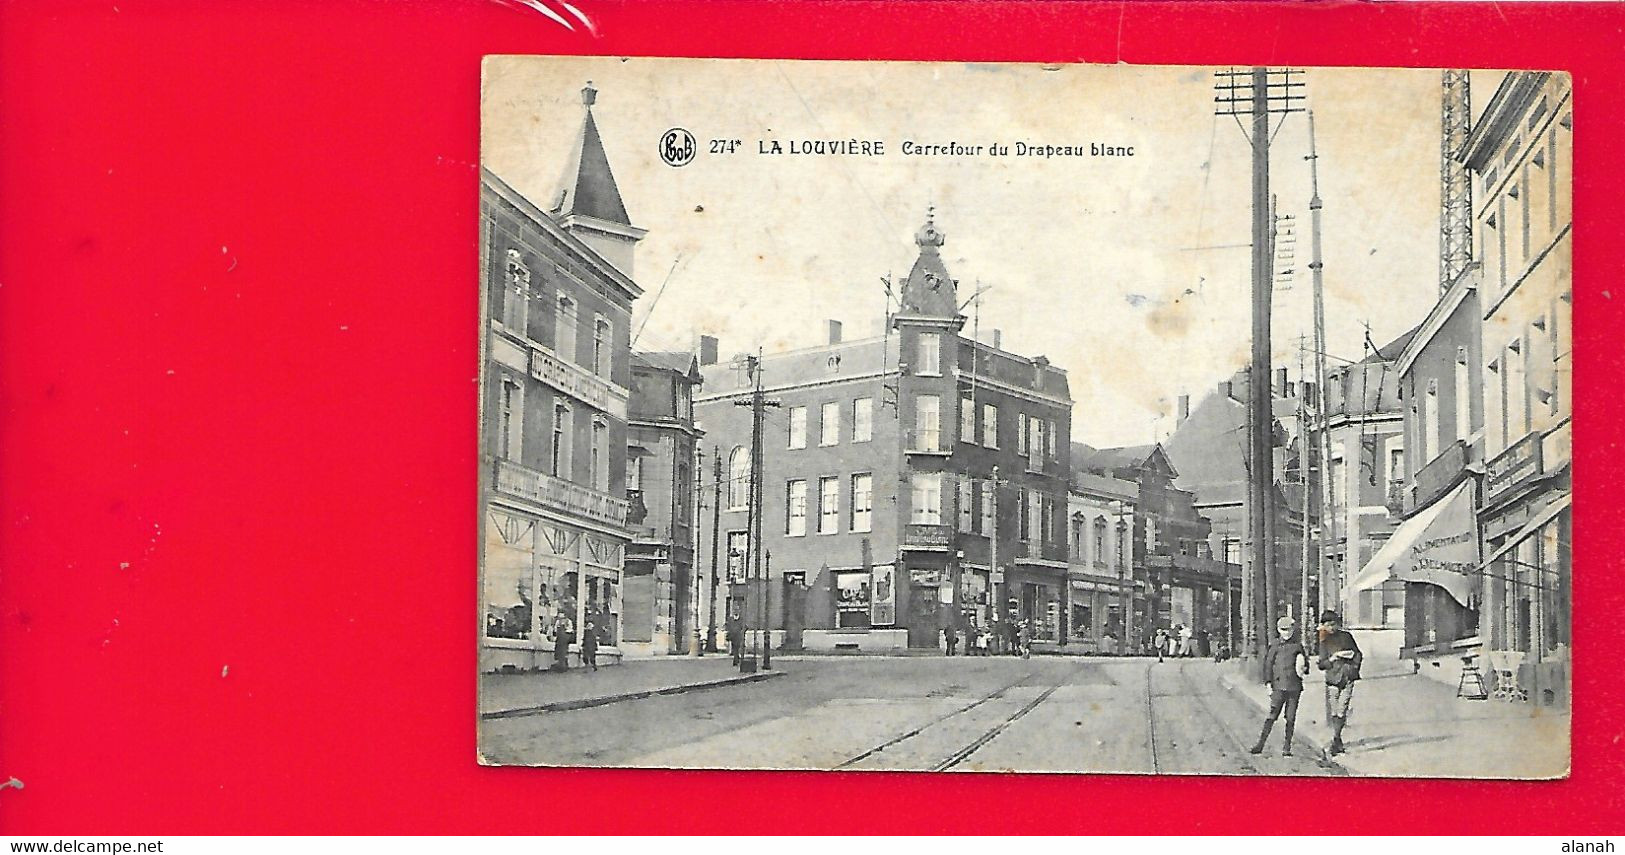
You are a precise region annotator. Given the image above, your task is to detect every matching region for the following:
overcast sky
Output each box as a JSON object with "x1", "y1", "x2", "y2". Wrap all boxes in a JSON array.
[{"x1": 484, "y1": 58, "x2": 1509, "y2": 447}]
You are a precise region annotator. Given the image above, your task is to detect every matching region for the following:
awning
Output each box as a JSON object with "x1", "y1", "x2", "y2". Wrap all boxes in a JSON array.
[
  {"x1": 1349, "y1": 480, "x2": 1478, "y2": 607},
  {"x1": 1480, "y1": 493, "x2": 1571, "y2": 570}
]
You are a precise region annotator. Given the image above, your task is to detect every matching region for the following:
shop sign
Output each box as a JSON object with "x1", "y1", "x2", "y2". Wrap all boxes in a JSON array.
[
  {"x1": 910, "y1": 568, "x2": 942, "y2": 586},
  {"x1": 1486, "y1": 432, "x2": 1542, "y2": 502},
  {"x1": 870, "y1": 563, "x2": 897, "y2": 626},
  {"x1": 835, "y1": 571, "x2": 870, "y2": 613}
]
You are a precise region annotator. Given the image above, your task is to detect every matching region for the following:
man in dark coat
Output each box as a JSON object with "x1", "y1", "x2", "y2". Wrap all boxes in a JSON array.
[
  {"x1": 1317, "y1": 609, "x2": 1363, "y2": 755},
  {"x1": 1250, "y1": 615, "x2": 1309, "y2": 756},
  {"x1": 580, "y1": 620, "x2": 600, "y2": 671}
]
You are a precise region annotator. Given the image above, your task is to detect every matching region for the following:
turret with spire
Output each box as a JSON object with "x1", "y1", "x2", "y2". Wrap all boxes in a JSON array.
[
  {"x1": 551, "y1": 81, "x2": 648, "y2": 277},
  {"x1": 895, "y1": 207, "x2": 962, "y2": 322}
]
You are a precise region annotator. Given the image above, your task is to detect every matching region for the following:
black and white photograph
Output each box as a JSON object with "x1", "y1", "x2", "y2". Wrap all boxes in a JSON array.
[{"x1": 476, "y1": 57, "x2": 1572, "y2": 778}]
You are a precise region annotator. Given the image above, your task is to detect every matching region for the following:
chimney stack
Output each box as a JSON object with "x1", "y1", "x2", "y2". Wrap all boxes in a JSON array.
[
  {"x1": 698, "y1": 335, "x2": 719, "y2": 366},
  {"x1": 1218, "y1": 380, "x2": 1232, "y2": 399},
  {"x1": 1177, "y1": 395, "x2": 1190, "y2": 423},
  {"x1": 827, "y1": 319, "x2": 843, "y2": 345},
  {"x1": 1275, "y1": 367, "x2": 1289, "y2": 397},
  {"x1": 992, "y1": 329, "x2": 1003, "y2": 349}
]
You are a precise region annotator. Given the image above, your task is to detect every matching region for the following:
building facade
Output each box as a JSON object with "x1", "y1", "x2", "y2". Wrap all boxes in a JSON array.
[
  {"x1": 693, "y1": 212, "x2": 1072, "y2": 652},
  {"x1": 1074, "y1": 444, "x2": 1229, "y2": 652},
  {"x1": 478, "y1": 84, "x2": 642, "y2": 672},
  {"x1": 1467, "y1": 71, "x2": 1572, "y2": 706},
  {"x1": 622, "y1": 351, "x2": 703, "y2": 656},
  {"x1": 1067, "y1": 472, "x2": 1138, "y2": 653},
  {"x1": 1323, "y1": 328, "x2": 1415, "y2": 629}
]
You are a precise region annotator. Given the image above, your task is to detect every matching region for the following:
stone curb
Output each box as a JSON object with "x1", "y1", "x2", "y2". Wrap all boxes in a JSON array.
[
  {"x1": 1215, "y1": 669, "x2": 1355, "y2": 775},
  {"x1": 481, "y1": 670, "x2": 786, "y2": 719}
]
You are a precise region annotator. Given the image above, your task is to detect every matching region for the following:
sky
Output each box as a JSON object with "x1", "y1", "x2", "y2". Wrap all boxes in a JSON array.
[{"x1": 483, "y1": 58, "x2": 1510, "y2": 447}]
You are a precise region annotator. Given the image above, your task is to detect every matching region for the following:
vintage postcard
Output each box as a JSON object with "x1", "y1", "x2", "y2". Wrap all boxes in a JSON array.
[{"x1": 476, "y1": 57, "x2": 1571, "y2": 778}]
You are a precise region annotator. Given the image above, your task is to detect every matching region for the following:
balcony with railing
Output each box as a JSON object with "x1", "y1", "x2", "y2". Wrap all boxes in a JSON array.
[
  {"x1": 1409, "y1": 439, "x2": 1470, "y2": 514},
  {"x1": 1016, "y1": 539, "x2": 1067, "y2": 563},
  {"x1": 493, "y1": 458, "x2": 631, "y2": 529},
  {"x1": 1145, "y1": 552, "x2": 1229, "y2": 579},
  {"x1": 905, "y1": 429, "x2": 950, "y2": 455}
]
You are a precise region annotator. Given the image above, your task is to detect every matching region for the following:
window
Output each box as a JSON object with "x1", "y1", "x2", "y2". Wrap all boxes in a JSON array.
[
  {"x1": 1389, "y1": 447, "x2": 1405, "y2": 485},
  {"x1": 910, "y1": 472, "x2": 942, "y2": 525},
  {"x1": 499, "y1": 377, "x2": 523, "y2": 461},
  {"x1": 725, "y1": 530, "x2": 748, "y2": 582},
  {"x1": 852, "y1": 398, "x2": 873, "y2": 443},
  {"x1": 590, "y1": 418, "x2": 609, "y2": 492},
  {"x1": 551, "y1": 403, "x2": 572, "y2": 478},
  {"x1": 786, "y1": 480, "x2": 808, "y2": 536},
  {"x1": 626, "y1": 453, "x2": 642, "y2": 491},
  {"x1": 727, "y1": 446, "x2": 750, "y2": 510},
  {"x1": 983, "y1": 404, "x2": 998, "y2": 448},
  {"x1": 1040, "y1": 494, "x2": 1053, "y2": 546},
  {"x1": 788, "y1": 406, "x2": 808, "y2": 449},
  {"x1": 1017, "y1": 414, "x2": 1029, "y2": 455},
  {"x1": 1455, "y1": 348, "x2": 1472, "y2": 442},
  {"x1": 1047, "y1": 419, "x2": 1058, "y2": 459},
  {"x1": 1423, "y1": 379, "x2": 1440, "y2": 463},
  {"x1": 915, "y1": 395, "x2": 940, "y2": 450},
  {"x1": 916, "y1": 332, "x2": 941, "y2": 375},
  {"x1": 957, "y1": 477, "x2": 974, "y2": 531},
  {"x1": 555, "y1": 294, "x2": 577, "y2": 362},
  {"x1": 1330, "y1": 456, "x2": 1346, "y2": 510},
  {"x1": 592, "y1": 317, "x2": 611, "y2": 377},
  {"x1": 502, "y1": 250, "x2": 529, "y2": 331},
  {"x1": 1025, "y1": 490, "x2": 1040, "y2": 541},
  {"x1": 1094, "y1": 519, "x2": 1107, "y2": 566},
  {"x1": 818, "y1": 476, "x2": 839, "y2": 534},
  {"x1": 851, "y1": 473, "x2": 873, "y2": 533},
  {"x1": 1031, "y1": 419, "x2": 1045, "y2": 459},
  {"x1": 1506, "y1": 337, "x2": 1528, "y2": 441},
  {"x1": 975, "y1": 481, "x2": 988, "y2": 536},
  {"x1": 960, "y1": 397, "x2": 976, "y2": 444},
  {"x1": 820, "y1": 402, "x2": 839, "y2": 447}
]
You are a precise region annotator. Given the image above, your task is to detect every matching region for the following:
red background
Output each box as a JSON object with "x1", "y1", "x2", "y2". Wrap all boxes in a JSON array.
[{"x1": 1, "y1": 0, "x2": 1620, "y2": 834}]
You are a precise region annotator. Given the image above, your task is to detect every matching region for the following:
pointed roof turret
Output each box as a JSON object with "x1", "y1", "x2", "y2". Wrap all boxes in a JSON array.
[
  {"x1": 896, "y1": 206, "x2": 960, "y2": 320},
  {"x1": 552, "y1": 81, "x2": 632, "y2": 227}
]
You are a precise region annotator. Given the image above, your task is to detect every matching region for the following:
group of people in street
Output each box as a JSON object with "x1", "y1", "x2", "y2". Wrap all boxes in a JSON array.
[
  {"x1": 1148, "y1": 623, "x2": 1209, "y2": 662},
  {"x1": 1249, "y1": 609, "x2": 1363, "y2": 757},
  {"x1": 942, "y1": 619, "x2": 1034, "y2": 657},
  {"x1": 546, "y1": 611, "x2": 604, "y2": 673}
]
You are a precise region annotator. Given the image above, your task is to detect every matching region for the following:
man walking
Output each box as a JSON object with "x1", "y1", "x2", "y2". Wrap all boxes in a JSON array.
[
  {"x1": 1250, "y1": 615, "x2": 1310, "y2": 756},
  {"x1": 580, "y1": 619, "x2": 600, "y2": 671},
  {"x1": 1317, "y1": 609, "x2": 1363, "y2": 756},
  {"x1": 1153, "y1": 627, "x2": 1168, "y2": 663}
]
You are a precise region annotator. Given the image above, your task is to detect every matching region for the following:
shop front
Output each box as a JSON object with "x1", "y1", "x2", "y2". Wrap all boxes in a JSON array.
[
  {"x1": 482, "y1": 505, "x2": 626, "y2": 672},
  {"x1": 1066, "y1": 574, "x2": 1126, "y2": 653},
  {"x1": 1009, "y1": 559, "x2": 1067, "y2": 643}
]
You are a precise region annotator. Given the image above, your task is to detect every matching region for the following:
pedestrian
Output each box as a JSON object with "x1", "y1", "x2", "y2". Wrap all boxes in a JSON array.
[
  {"x1": 1249, "y1": 615, "x2": 1310, "y2": 756},
  {"x1": 976, "y1": 627, "x2": 989, "y2": 656},
  {"x1": 1316, "y1": 609, "x2": 1363, "y2": 756},
  {"x1": 1178, "y1": 623, "x2": 1194, "y2": 657},
  {"x1": 580, "y1": 620, "x2": 600, "y2": 671},
  {"x1": 1018, "y1": 620, "x2": 1032, "y2": 659},
  {"x1": 944, "y1": 626, "x2": 959, "y2": 656},
  {"x1": 1153, "y1": 627, "x2": 1168, "y2": 663},
  {"x1": 550, "y1": 612, "x2": 574, "y2": 672},
  {"x1": 727, "y1": 613, "x2": 744, "y2": 666}
]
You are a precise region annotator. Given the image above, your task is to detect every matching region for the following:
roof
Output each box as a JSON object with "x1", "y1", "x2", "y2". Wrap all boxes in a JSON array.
[
  {"x1": 552, "y1": 85, "x2": 632, "y2": 227},
  {"x1": 1360, "y1": 324, "x2": 1422, "y2": 364},
  {"x1": 1072, "y1": 443, "x2": 1155, "y2": 473},
  {"x1": 633, "y1": 350, "x2": 699, "y2": 376}
]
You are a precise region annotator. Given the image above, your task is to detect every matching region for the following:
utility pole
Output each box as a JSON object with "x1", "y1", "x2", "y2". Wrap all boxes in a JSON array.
[
  {"x1": 1216, "y1": 66, "x2": 1303, "y2": 672},
  {"x1": 990, "y1": 465, "x2": 1001, "y2": 642},
  {"x1": 707, "y1": 449, "x2": 722, "y2": 653},
  {"x1": 692, "y1": 445, "x2": 705, "y2": 656},
  {"x1": 763, "y1": 549, "x2": 773, "y2": 670},
  {"x1": 733, "y1": 349, "x2": 780, "y2": 673},
  {"x1": 1306, "y1": 110, "x2": 1334, "y2": 618},
  {"x1": 1298, "y1": 337, "x2": 1312, "y2": 639}
]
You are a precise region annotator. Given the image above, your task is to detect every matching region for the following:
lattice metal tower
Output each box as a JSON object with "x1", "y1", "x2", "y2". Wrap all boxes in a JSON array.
[{"x1": 1440, "y1": 69, "x2": 1473, "y2": 293}]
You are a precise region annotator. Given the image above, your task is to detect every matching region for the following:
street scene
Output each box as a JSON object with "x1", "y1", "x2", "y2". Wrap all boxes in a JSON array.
[{"x1": 477, "y1": 59, "x2": 1571, "y2": 777}]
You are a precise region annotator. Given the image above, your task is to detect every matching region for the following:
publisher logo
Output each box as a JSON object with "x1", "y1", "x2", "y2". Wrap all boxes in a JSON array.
[{"x1": 659, "y1": 128, "x2": 696, "y2": 167}]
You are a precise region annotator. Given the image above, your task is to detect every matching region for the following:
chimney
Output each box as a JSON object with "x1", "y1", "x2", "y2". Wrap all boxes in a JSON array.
[
  {"x1": 1275, "y1": 368, "x2": 1288, "y2": 396},
  {"x1": 827, "y1": 319, "x2": 843, "y2": 345},
  {"x1": 698, "y1": 335, "x2": 719, "y2": 366},
  {"x1": 1177, "y1": 395, "x2": 1190, "y2": 423},
  {"x1": 992, "y1": 329, "x2": 1003, "y2": 349},
  {"x1": 1218, "y1": 380, "x2": 1232, "y2": 400}
]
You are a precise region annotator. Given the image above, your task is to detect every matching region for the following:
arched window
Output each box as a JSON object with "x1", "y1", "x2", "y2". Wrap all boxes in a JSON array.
[{"x1": 727, "y1": 446, "x2": 750, "y2": 510}]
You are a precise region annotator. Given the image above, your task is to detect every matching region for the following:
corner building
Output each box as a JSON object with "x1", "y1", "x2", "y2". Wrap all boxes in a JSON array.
[
  {"x1": 694, "y1": 213, "x2": 1072, "y2": 651},
  {"x1": 479, "y1": 84, "x2": 642, "y2": 671}
]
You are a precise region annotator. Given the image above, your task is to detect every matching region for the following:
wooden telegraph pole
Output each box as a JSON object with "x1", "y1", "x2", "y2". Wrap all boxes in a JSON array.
[
  {"x1": 733, "y1": 349, "x2": 779, "y2": 672},
  {"x1": 1215, "y1": 67, "x2": 1303, "y2": 673}
]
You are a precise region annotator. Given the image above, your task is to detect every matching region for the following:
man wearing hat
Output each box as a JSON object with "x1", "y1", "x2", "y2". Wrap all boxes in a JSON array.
[
  {"x1": 1316, "y1": 609, "x2": 1363, "y2": 756},
  {"x1": 1249, "y1": 615, "x2": 1310, "y2": 756}
]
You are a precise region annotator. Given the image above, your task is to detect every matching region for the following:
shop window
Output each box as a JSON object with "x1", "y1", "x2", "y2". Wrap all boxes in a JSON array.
[{"x1": 485, "y1": 511, "x2": 535, "y2": 639}]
